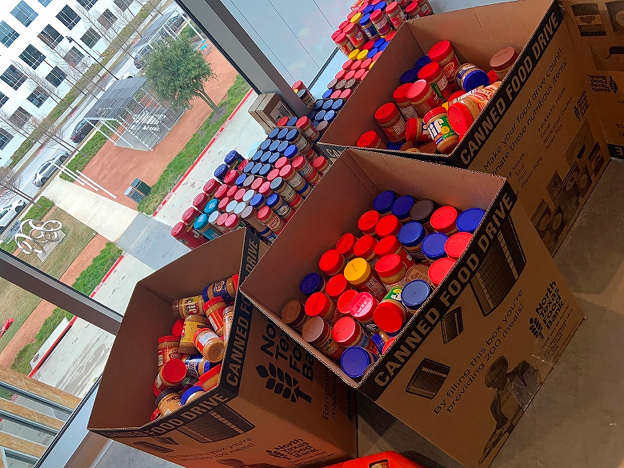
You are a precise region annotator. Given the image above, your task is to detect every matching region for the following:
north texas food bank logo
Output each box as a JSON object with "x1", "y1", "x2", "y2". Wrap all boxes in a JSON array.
[{"x1": 256, "y1": 363, "x2": 312, "y2": 403}]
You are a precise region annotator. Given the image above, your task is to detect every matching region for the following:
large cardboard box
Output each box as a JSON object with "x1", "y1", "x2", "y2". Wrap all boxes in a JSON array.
[
  {"x1": 88, "y1": 229, "x2": 357, "y2": 468},
  {"x1": 241, "y1": 149, "x2": 584, "y2": 468},
  {"x1": 318, "y1": 0, "x2": 609, "y2": 254}
]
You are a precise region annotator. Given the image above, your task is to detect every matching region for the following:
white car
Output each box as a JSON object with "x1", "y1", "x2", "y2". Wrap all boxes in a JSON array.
[
  {"x1": 32, "y1": 151, "x2": 69, "y2": 187},
  {"x1": 0, "y1": 199, "x2": 26, "y2": 234}
]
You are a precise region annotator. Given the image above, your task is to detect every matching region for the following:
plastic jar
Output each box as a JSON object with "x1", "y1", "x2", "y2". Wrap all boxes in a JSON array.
[
  {"x1": 214, "y1": 184, "x2": 228, "y2": 201},
  {"x1": 338, "y1": 289, "x2": 359, "y2": 315},
  {"x1": 336, "y1": 233, "x2": 359, "y2": 260},
  {"x1": 428, "y1": 40, "x2": 461, "y2": 85},
  {"x1": 270, "y1": 177, "x2": 297, "y2": 205},
  {"x1": 257, "y1": 206, "x2": 285, "y2": 234},
  {"x1": 171, "y1": 320, "x2": 184, "y2": 338},
  {"x1": 154, "y1": 358, "x2": 186, "y2": 393},
  {"x1": 398, "y1": 221, "x2": 427, "y2": 261},
  {"x1": 305, "y1": 292, "x2": 340, "y2": 324},
  {"x1": 447, "y1": 97, "x2": 484, "y2": 136},
  {"x1": 405, "y1": 2, "x2": 420, "y2": 19},
  {"x1": 158, "y1": 336, "x2": 180, "y2": 369},
  {"x1": 203, "y1": 297, "x2": 227, "y2": 336},
  {"x1": 333, "y1": 31, "x2": 354, "y2": 55},
  {"x1": 300, "y1": 272, "x2": 326, "y2": 296},
  {"x1": 358, "y1": 210, "x2": 381, "y2": 236},
  {"x1": 357, "y1": 130, "x2": 385, "y2": 148},
  {"x1": 375, "y1": 103, "x2": 406, "y2": 143},
  {"x1": 490, "y1": 47, "x2": 518, "y2": 80},
  {"x1": 370, "y1": 9, "x2": 393, "y2": 37},
  {"x1": 344, "y1": 22, "x2": 366, "y2": 49},
  {"x1": 333, "y1": 316, "x2": 379, "y2": 355},
  {"x1": 344, "y1": 257, "x2": 386, "y2": 300},
  {"x1": 204, "y1": 276, "x2": 238, "y2": 304},
  {"x1": 375, "y1": 235, "x2": 415, "y2": 269},
  {"x1": 292, "y1": 156, "x2": 320, "y2": 186},
  {"x1": 373, "y1": 288, "x2": 407, "y2": 333},
  {"x1": 295, "y1": 116, "x2": 320, "y2": 142},
  {"x1": 445, "y1": 232, "x2": 472, "y2": 259},
  {"x1": 424, "y1": 107, "x2": 459, "y2": 154},
  {"x1": 391, "y1": 195, "x2": 415, "y2": 222},
  {"x1": 241, "y1": 206, "x2": 275, "y2": 242},
  {"x1": 179, "y1": 315, "x2": 207, "y2": 354},
  {"x1": 183, "y1": 355, "x2": 211, "y2": 379},
  {"x1": 198, "y1": 364, "x2": 221, "y2": 392},
  {"x1": 207, "y1": 212, "x2": 224, "y2": 235},
  {"x1": 359, "y1": 14, "x2": 380, "y2": 41},
  {"x1": 193, "y1": 193, "x2": 210, "y2": 212},
  {"x1": 280, "y1": 165, "x2": 308, "y2": 196},
  {"x1": 225, "y1": 214, "x2": 242, "y2": 231},
  {"x1": 410, "y1": 199, "x2": 436, "y2": 230},
  {"x1": 156, "y1": 389, "x2": 182, "y2": 416},
  {"x1": 405, "y1": 118, "x2": 429, "y2": 143},
  {"x1": 430, "y1": 205, "x2": 459, "y2": 234},
  {"x1": 341, "y1": 346, "x2": 377, "y2": 379},
  {"x1": 375, "y1": 214, "x2": 402, "y2": 238},
  {"x1": 181, "y1": 206, "x2": 201, "y2": 226},
  {"x1": 419, "y1": 0, "x2": 434, "y2": 15},
  {"x1": 286, "y1": 129, "x2": 312, "y2": 155},
  {"x1": 385, "y1": 2, "x2": 406, "y2": 29},
  {"x1": 373, "y1": 190, "x2": 396, "y2": 215},
  {"x1": 281, "y1": 299, "x2": 308, "y2": 332},
  {"x1": 214, "y1": 164, "x2": 229, "y2": 182},
  {"x1": 456, "y1": 207, "x2": 485, "y2": 233},
  {"x1": 203, "y1": 179, "x2": 221, "y2": 198},
  {"x1": 171, "y1": 222, "x2": 207, "y2": 249},
  {"x1": 393, "y1": 84, "x2": 419, "y2": 120},
  {"x1": 349, "y1": 291, "x2": 379, "y2": 333},
  {"x1": 172, "y1": 295, "x2": 204, "y2": 319},
  {"x1": 302, "y1": 316, "x2": 344, "y2": 360},
  {"x1": 418, "y1": 62, "x2": 452, "y2": 100},
  {"x1": 401, "y1": 279, "x2": 431, "y2": 313},
  {"x1": 181, "y1": 386, "x2": 205, "y2": 405},
  {"x1": 421, "y1": 232, "x2": 449, "y2": 263},
  {"x1": 428, "y1": 257, "x2": 456, "y2": 287},
  {"x1": 326, "y1": 274, "x2": 352, "y2": 301},
  {"x1": 455, "y1": 63, "x2": 490, "y2": 92},
  {"x1": 194, "y1": 328, "x2": 225, "y2": 363},
  {"x1": 267, "y1": 193, "x2": 294, "y2": 221},
  {"x1": 319, "y1": 249, "x2": 347, "y2": 277},
  {"x1": 406, "y1": 80, "x2": 441, "y2": 117},
  {"x1": 312, "y1": 156, "x2": 330, "y2": 176},
  {"x1": 375, "y1": 254, "x2": 409, "y2": 290}
]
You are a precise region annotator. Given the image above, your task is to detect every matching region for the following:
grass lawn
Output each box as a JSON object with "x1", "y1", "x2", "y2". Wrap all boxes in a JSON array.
[
  {"x1": 0, "y1": 208, "x2": 96, "y2": 352},
  {"x1": 137, "y1": 75, "x2": 251, "y2": 214},
  {"x1": 60, "y1": 126, "x2": 113, "y2": 182},
  {"x1": 0, "y1": 196, "x2": 55, "y2": 254}
]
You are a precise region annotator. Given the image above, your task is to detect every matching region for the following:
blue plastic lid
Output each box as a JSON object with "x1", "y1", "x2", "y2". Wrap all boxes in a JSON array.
[
  {"x1": 360, "y1": 13, "x2": 372, "y2": 25},
  {"x1": 269, "y1": 140, "x2": 280, "y2": 151},
  {"x1": 401, "y1": 280, "x2": 432, "y2": 310},
  {"x1": 278, "y1": 141, "x2": 290, "y2": 153},
  {"x1": 242, "y1": 162, "x2": 253, "y2": 174},
  {"x1": 380, "y1": 42, "x2": 389, "y2": 51},
  {"x1": 307, "y1": 109, "x2": 317, "y2": 120},
  {"x1": 259, "y1": 164, "x2": 271, "y2": 177},
  {"x1": 322, "y1": 100, "x2": 334, "y2": 111},
  {"x1": 269, "y1": 152, "x2": 280, "y2": 165},
  {"x1": 266, "y1": 193, "x2": 280, "y2": 208},
  {"x1": 398, "y1": 221, "x2": 426, "y2": 247},
  {"x1": 373, "y1": 1, "x2": 386, "y2": 10},
  {"x1": 224, "y1": 150, "x2": 241, "y2": 165},
  {"x1": 278, "y1": 128, "x2": 289, "y2": 139},
  {"x1": 314, "y1": 110, "x2": 326, "y2": 122},
  {"x1": 235, "y1": 174, "x2": 247, "y2": 187},
  {"x1": 367, "y1": 48, "x2": 379, "y2": 59},
  {"x1": 251, "y1": 163, "x2": 262, "y2": 175},
  {"x1": 373, "y1": 190, "x2": 396, "y2": 214},
  {"x1": 400, "y1": 68, "x2": 420, "y2": 84},
  {"x1": 287, "y1": 117, "x2": 298, "y2": 126},
  {"x1": 286, "y1": 129, "x2": 299, "y2": 141},
  {"x1": 371, "y1": 334, "x2": 385, "y2": 354},
  {"x1": 214, "y1": 164, "x2": 228, "y2": 180},
  {"x1": 194, "y1": 213, "x2": 209, "y2": 230},
  {"x1": 392, "y1": 195, "x2": 415, "y2": 219},
  {"x1": 260, "y1": 151, "x2": 271, "y2": 163},
  {"x1": 242, "y1": 190, "x2": 255, "y2": 203},
  {"x1": 300, "y1": 272, "x2": 324, "y2": 296},
  {"x1": 374, "y1": 38, "x2": 386, "y2": 48},
  {"x1": 324, "y1": 110, "x2": 337, "y2": 122},
  {"x1": 313, "y1": 100, "x2": 324, "y2": 111},
  {"x1": 181, "y1": 386, "x2": 204, "y2": 405},
  {"x1": 387, "y1": 142, "x2": 403, "y2": 150},
  {"x1": 268, "y1": 128, "x2": 280, "y2": 139},
  {"x1": 421, "y1": 232, "x2": 449, "y2": 260},
  {"x1": 456, "y1": 208, "x2": 485, "y2": 233},
  {"x1": 331, "y1": 99, "x2": 345, "y2": 111},
  {"x1": 341, "y1": 347, "x2": 374, "y2": 379},
  {"x1": 204, "y1": 199, "x2": 219, "y2": 215},
  {"x1": 284, "y1": 145, "x2": 298, "y2": 159},
  {"x1": 415, "y1": 55, "x2": 432, "y2": 68},
  {"x1": 252, "y1": 150, "x2": 264, "y2": 162},
  {"x1": 463, "y1": 69, "x2": 490, "y2": 92},
  {"x1": 322, "y1": 89, "x2": 333, "y2": 99},
  {"x1": 250, "y1": 194, "x2": 265, "y2": 208},
  {"x1": 363, "y1": 5, "x2": 375, "y2": 15}
]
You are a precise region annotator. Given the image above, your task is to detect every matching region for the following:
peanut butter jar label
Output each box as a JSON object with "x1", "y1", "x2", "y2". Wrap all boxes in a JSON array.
[
  {"x1": 366, "y1": 276, "x2": 387, "y2": 299},
  {"x1": 319, "y1": 337, "x2": 344, "y2": 360}
]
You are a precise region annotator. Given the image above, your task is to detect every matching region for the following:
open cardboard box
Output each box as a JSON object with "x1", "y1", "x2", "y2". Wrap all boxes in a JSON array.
[
  {"x1": 88, "y1": 229, "x2": 357, "y2": 468},
  {"x1": 241, "y1": 149, "x2": 584, "y2": 468},
  {"x1": 318, "y1": 0, "x2": 609, "y2": 255}
]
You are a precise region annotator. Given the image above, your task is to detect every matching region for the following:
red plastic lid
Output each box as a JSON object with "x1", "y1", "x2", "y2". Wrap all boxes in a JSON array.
[
  {"x1": 217, "y1": 212, "x2": 229, "y2": 226},
  {"x1": 296, "y1": 116, "x2": 311, "y2": 129},
  {"x1": 357, "y1": 131, "x2": 381, "y2": 148},
  {"x1": 373, "y1": 301, "x2": 406, "y2": 333},
  {"x1": 428, "y1": 40, "x2": 453, "y2": 62},
  {"x1": 362, "y1": 40, "x2": 375, "y2": 51},
  {"x1": 406, "y1": 80, "x2": 429, "y2": 102},
  {"x1": 259, "y1": 181, "x2": 272, "y2": 196},
  {"x1": 350, "y1": 292, "x2": 377, "y2": 322},
  {"x1": 291, "y1": 155, "x2": 306, "y2": 170},
  {"x1": 375, "y1": 215, "x2": 401, "y2": 238},
  {"x1": 203, "y1": 179, "x2": 220, "y2": 195},
  {"x1": 358, "y1": 210, "x2": 381, "y2": 234},
  {"x1": 335, "y1": 32, "x2": 348, "y2": 44},
  {"x1": 279, "y1": 165, "x2": 295, "y2": 179},
  {"x1": 225, "y1": 214, "x2": 239, "y2": 229},
  {"x1": 203, "y1": 297, "x2": 225, "y2": 310},
  {"x1": 338, "y1": 290, "x2": 359, "y2": 314},
  {"x1": 339, "y1": 20, "x2": 350, "y2": 30},
  {"x1": 234, "y1": 188, "x2": 246, "y2": 202},
  {"x1": 448, "y1": 102, "x2": 475, "y2": 136},
  {"x1": 347, "y1": 10, "x2": 357, "y2": 21},
  {"x1": 343, "y1": 22, "x2": 356, "y2": 34},
  {"x1": 445, "y1": 232, "x2": 472, "y2": 259},
  {"x1": 358, "y1": 2, "x2": 370, "y2": 12},
  {"x1": 151, "y1": 408, "x2": 161, "y2": 421},
  {"x1": 353, "y1": 234, "x2": 377, "y2": 257},
  {"x1": 406, "y1": 2, "x2": 420, "y2": 14},
  {"x1": 404, "y1": 118, "x2": 421, "y2": 142},
  {"x1": 251, "y1": 177, "x2": 263, "y2": 191},
  {"x1": 386, "y1": 1, "x2": 400, "y2": 13},
  {"x1": 345, "y1": 70, "x2": 356, "y2": 81},
  {"x1": 331, "y1": 90, "x2": 342, "y2": 99},
  {"x1": 393, "y1": 83, "x2": 411, "y2": 104},
  {"x1": 361, "y1": 58, "x2": 373, "y2": 70},
  {"x1": 158, "y1": 335, "x2": 179, "y2": 344},
  {"x1": 423, "y1": 106, "x2": 447, "y2": 124},
  {"x1": 218, "y1": 197, "x2": 230, "y2": 211},
  {"x1": 375, "y1": 103, "x2": 399, "y2": 125},
  {"x1": 171, "y1": 222, "x2": 185, "y2": 238},
  {"x1": 375, "y1": 254, "x2": 403, "y2": 278},
  {"x1": 448, "y1": 90, "x2": 465, "y2": 102},
  {"x1": 275, "y1": 157, "x2": 288, "y2": 170},
  {"x1": 312, "y1": 157, "x2": 328, "y2": 170},
  {"x1": 227, "y1": 185, "x2": 238, "y2": 198},
  {"x1": 382, "y1": 337, "x2": 395, "y2": 354},
  {"x1": 214, "y1": 184, "x2": 228, "y2": 200},
  {"x1": 340, "y1": 89, "x2": 353, "y2": 99},
  {"x1": 418, "y1": 62, "x2": 442, "y2": 82},
  {"x1": 429, "y1": 257, "x2": 457, "y2": 286},
  {"x1": 171, "y1": 320, "x2": 184, "y2": 337},
  {"x1": 257, "y1": 205, "x2": 272, "y2": 221},
  {"x1": 267, "y1": 169, "x2": 280, "y2": 182},
  {"x1": 487, "y1": 69, "x2": 499, "y2": 84},
  {"x1": 292, "y1": 80, "x2": 304, "y2": 91},
  {"x1": 331, "y1": 30, "x2": 340, "y2": 41},
  {"x1": 336, "y1": 233, "x2": 357, "y2": 257},
  {"x1": 374, "y1": 235, "x2": 399, "y2": 257},
  {"x1": 370, "y1": 9, "x2": 383, "y2": 22},
  {"x1": 385, "y1": 31, "x2": 397, "y2": 42},
  {"x1": 337, "y1": 68, "x2": 348, "y2": 79},
  {"x1": 354, "y1": 69, "x2": 366, "y2": 81},
  {"x1": 351, "y1": 60, "x2": 363, "y2": 71},
  {"x1": 305, "y1": 292, "x2": 332, "y2": 318},
  {"x1": 199, "y1": 363, "x2": 222, "y2": 384},
  {"x1": 162, "y1": 359, "x2": 186, "y2": 384},
  {"x1": 232, "y1": 274, "x2": 239, "y2": 291},
  {"x1": 223, "y1": 170, "x2": 238, "y2": 185},
  {"x1": 373, "y1": 51, "x2": 383, "y2": 62},
  {"x1": 182, "y1": 207, "x2": 199, "y2": 224},
  {"x1": 319, "y1": 249, "x2": 345, "y2": 276},
  {"x1": 332, "y1": 316, "x2": 359, "y2": 345},
  {"x1": 326, "y1": 274, "x2": 350, "y2": 299},
  {"x1": 277, "y1": 116, "x2": 289, "y2": 127},
  {"x1": 430, "y1": 206, "x2": 458, "y2": 232}
]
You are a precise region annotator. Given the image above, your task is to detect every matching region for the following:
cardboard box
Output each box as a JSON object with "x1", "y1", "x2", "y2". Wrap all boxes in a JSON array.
[
  {"x1": 249, "y1": 93, "x2": 296, "y2": 131},
  {"x1": 88, "y1": 229, "x2": 357, "y2": 468},
  {"x1": 241, "y1": 149, "x2": 584, "y2": 468},
  {"x1": 560, "y1": 0, "x2": 624, "y2": 158},
  {"x1": 249, "y1": 94, "x2": 274, "y2": 133},
  {"x1": 318, "y1": 0, "x2": 609, "y2": 254}
]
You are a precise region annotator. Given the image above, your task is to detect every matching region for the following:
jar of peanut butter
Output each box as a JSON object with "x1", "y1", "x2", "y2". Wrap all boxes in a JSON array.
[
  {"x1": 344, "y1": 258, "x2": 386, "y2": 300},
  {"x1": 375, "y1": 254, "x2": 409, "y2": 291},
  {"x1": 204, "y1": 276, "x2": 238, "y2": 304},
  {"x1": 281, "y1": 299, "x2": 308, "y2": 332},
  {"x1": 179, "y1": 315, "x2": 207, "y2": 355},
  {"x1": 353, "y1": 235, "x2": 379, "y2": 266},
  {"x1": 154, "y1": 359, "x2": 187, "y2": 393},
  {"x1": 305, "y1": 292, "x2": 341, "y2": 324},
  {"x1": 194, "y1": 329, "x2": 225, "y2": 363},
  {"x1": 157, "y1": 336, "x2": 180, "y2": 370},
  {"x1": 172, "y1": 295, "x2": 204, "y2": 319},
  {"x1": 302, "y1": 316, "x2": 345, "y2": 360},
  {"x1": 155, "y1": 389, "x2": 182, "y2": 416},
  {"x1": 183, "y1": 355, "x2": 211, "y2": 379},
  {"x1": 222, "y1": 305, "x2": 235, "y2": 344},
  {"x1": 203, "y1": 297, "x2": 226, "y2": 337},
  {"x1": 199, "y1": 364, "x2": 221, "y2": 392}
]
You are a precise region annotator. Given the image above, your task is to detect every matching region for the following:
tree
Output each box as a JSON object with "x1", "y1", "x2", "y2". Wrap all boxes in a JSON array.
[
  {"x1": 0, "y1": 166, "x2": 40, "y2": 206},
  {"x1": 144, "y1": 36, "x2": 218, "y2": 111}
]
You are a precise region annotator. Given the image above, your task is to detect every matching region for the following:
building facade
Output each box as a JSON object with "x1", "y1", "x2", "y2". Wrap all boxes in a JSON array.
[{"x1": 0, "y1": 0, "x2": 142, "y2": 165}]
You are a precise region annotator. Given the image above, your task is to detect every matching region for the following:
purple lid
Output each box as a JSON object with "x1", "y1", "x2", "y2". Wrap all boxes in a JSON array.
[
  {"x1": 391, "y1": 195, "x2": 415, "y2": 219},
  {"x1": 373, "y1": 190, "x2": 396, "y2": 214},
  {"x1": 300, "y1": 272, "x2": 324, "y2": 296},
  {"x1": 224, "y1": 150, "x2": 242, "y2": 165},
  {"x1": 213, "y1": 164, "x2": 228, "y2": 181}
]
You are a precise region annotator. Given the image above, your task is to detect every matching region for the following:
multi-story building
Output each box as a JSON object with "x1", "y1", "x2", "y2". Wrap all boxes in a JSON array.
[{"x1": 0, "y1": 0, "x2": 142, "y2": 165}]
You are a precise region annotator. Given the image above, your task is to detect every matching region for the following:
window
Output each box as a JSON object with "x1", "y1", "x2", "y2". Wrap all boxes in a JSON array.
[
  {"x1": 76, "y1": 0, "x2": 98, "y2": 10},
  {"x1": 45, "y1": 66, "x2": 66, "y2": 87},
  {"x1": 64, "y1": 46, "x2": 84, "y2": 66},
  {"x1": 19, "y1": 45, "x2": 46, "y2": 69},
  {"x1": 38, "y1": 25, "x2": 64, "y2": 48},
  {"x1": 0, "y1": 65, "x2": 27, "y2": 90},
  {"x1": 38, "y1": 0, "x2": 53, "y2": 5},
  {"x1": 11, "y1": 1, "x2": 38, "y2": 27},
  {"x1": 0, "y1": 22, "x2": 19, "y2": 48},
  {"x1": 81, "y1": 27, "x2": 100, "y2": 48},
  {"x1": 0, "y1": 92, "x2": 8, "y2": 108},
  {"x1": 113, "y1": 0, "x2": 133, "y2": 11},
  {"x1": 8, "y1": 107, "x2": 32, "y2": 129},
  {"x1": 27, "y1": 86, "x2": 49, "y2": 107},
  {"x1": 98, "y1": 9, "x2": 117, "y2": 29},
  {"x1": 0, "y1": 128, "x2": 13, "y2": 150},
  {"x1": 56, "y1": 6, "x2": 80, "y2": 30}
]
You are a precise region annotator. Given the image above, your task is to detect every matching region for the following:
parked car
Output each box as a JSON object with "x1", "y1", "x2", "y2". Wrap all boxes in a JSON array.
[
  {"x1": 33, "y1": 151, "x2": 69, "y2": 187},
  {"x1": 0, "y1": 199, "x2": 26, "y2": 234},
  {"x1": 0, "y1": 319, "x2": 14, "y2": 337},
  {"x1": 133, "y1": 44, "x2": 154, "y2": 69},
  {"x1": 70, "y1": 119, "x2": 97, "y2": 143}
]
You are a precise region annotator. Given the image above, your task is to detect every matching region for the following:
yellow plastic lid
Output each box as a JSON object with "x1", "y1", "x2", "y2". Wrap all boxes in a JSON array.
[
  {"x1": 350, "y1": 12, "x2": 363, "y2": 24},
  {"x1": 357, "y1": 50, "x2": 369, "y2": 61},
  {"x1": 349, "y1": 49, "x2": 360, "y2": 61},
  {"x1": 344, "y1": 258, "x2": 371, "y2": 286}
]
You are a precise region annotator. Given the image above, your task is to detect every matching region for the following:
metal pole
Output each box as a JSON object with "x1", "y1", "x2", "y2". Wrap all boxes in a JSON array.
[{"x1": 76, "y1": 171, "x2": 117, "y2": 199}]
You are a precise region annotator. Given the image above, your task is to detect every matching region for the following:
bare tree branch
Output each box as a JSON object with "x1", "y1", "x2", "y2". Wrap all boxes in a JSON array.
[{"x1": 0, "y1": 166, "x2": 39, "y2": 205}]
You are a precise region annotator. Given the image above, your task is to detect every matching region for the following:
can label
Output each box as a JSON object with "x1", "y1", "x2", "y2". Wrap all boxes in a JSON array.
[
  {"x1": 294, "y1": 135, "x2": 311, "y2": 152},
  {"x1": 185, "y1": 357, "x2": 208, "y2": 378},
  {"x1": 389, "y1": 11, "x2": 406, "y2": 29},
  {"x1": 210, "y1": 280, "x2": 234, "y2": 303},
  {"x1": 180, "y1": 297, "x2": 202, "y2": 317},
  {"x1": 158, "y1": 345, "x2": 180, "y2": 368},
  {"x1": 266, "y1": 215, "x2": 284, "y2": 232},
  {"x1": 287, "y1": 171, "x2": 305, "y2": 189},
  {"x1": 207, "y1": 308, "x2": 225, "y2": 336},
  {"x1": 296, "y1": 161, "x2": 314, "y2": 179}
]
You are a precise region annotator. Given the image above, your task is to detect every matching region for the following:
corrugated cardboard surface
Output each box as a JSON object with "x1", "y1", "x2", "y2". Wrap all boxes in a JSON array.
[
  {"x1": 319, "y1": 0, "x2": 609, "y2": 254},
  {"x1": 560, "y1": 0, "x2": 624, "y2": 158},
  {"x1": 88, "y1": 229, "x2": 357, "y2": 468},
  {"x1": 241, "y1": 149, "x2": 584, "y2": 467}
]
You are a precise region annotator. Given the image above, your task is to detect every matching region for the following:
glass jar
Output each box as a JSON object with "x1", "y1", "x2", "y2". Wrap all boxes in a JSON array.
[
  {"x1": 312, "y1": 156, "x2": 331, "y2": 176},
  {"x1": 269, "y1": 177, "x2": 297, "y2": 205},
  {"x1": 359, "y1": 13, "x2": 380, "y2": 41},
  {"x1": 344, "y1": 22, "x2": 366, "y2": 49},
  {"x1": 295, "y1": 116, "x2": 320, "y2": 142},
  {"x1": 156, "y1": 389, "x2": 182, "y2": 416},
  {"x1": 370, "y1": 9, "x2": 393, "y2": 37},
  {"x1": 375, "y1": 254, "x2": 410, "y2": 291},
  {"x1": 266, "y1": 193, "x2": 294, "y2": 221},
  {"x1": 375, "y1": 235, "x2": 416, "y2": 269},
  {"x1": 292, "y1": 156, "x2": 320, "y2": 186},
  {"x1": 279, "y1": 164, "x2": 308, "y2": 195}
]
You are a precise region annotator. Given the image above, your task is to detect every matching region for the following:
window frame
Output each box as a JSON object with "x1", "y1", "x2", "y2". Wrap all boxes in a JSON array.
[
  {"x1": 0, "y1": 93, "x2": 8, "y2": 108},
  {"x1": 56, "y1": 5, "x2": 81, "y2": 30},
  {"x1": 26, "y1": 86, "x2": 49, "y2": 107},
  {"x1": 98, "y1": 9, "x2": 117, "y2": 30},
  {"x1": 0, "y1": 21, "x2": 19, "y2": 48},
  {"x1": 76, "y1": 0, "x2": 98, "y2": 11},
  {"x1": 113, "y1": 0, "x2": 133, "y2": 12},
  {"x1": 38, "y1": 0, "x2": 53, "y2": 6},
  {"x1": 80, "y1": 27, "x2": 101, "y2": 48},
  {"x1": 0, "y1": 65, "x2": 27, "y2": 90},
  {"x1": 0, "y1": 128, "x2": 13, "y2": 150},
  {"x1": 19, "y1": 44, "x2": 47, "y2": 70},
  {"x1": 11, "y1": 1, "x2": 38, "y2": 27},
  {"x1": 64, "y1": 46, "x2": 84, "y2": 66},
  {"x1": 45, "y1": 66, "x2": 66, "y2": 88},
  {"x1": 38, "y1": 25, "x2": 64, "y2": 49}
]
